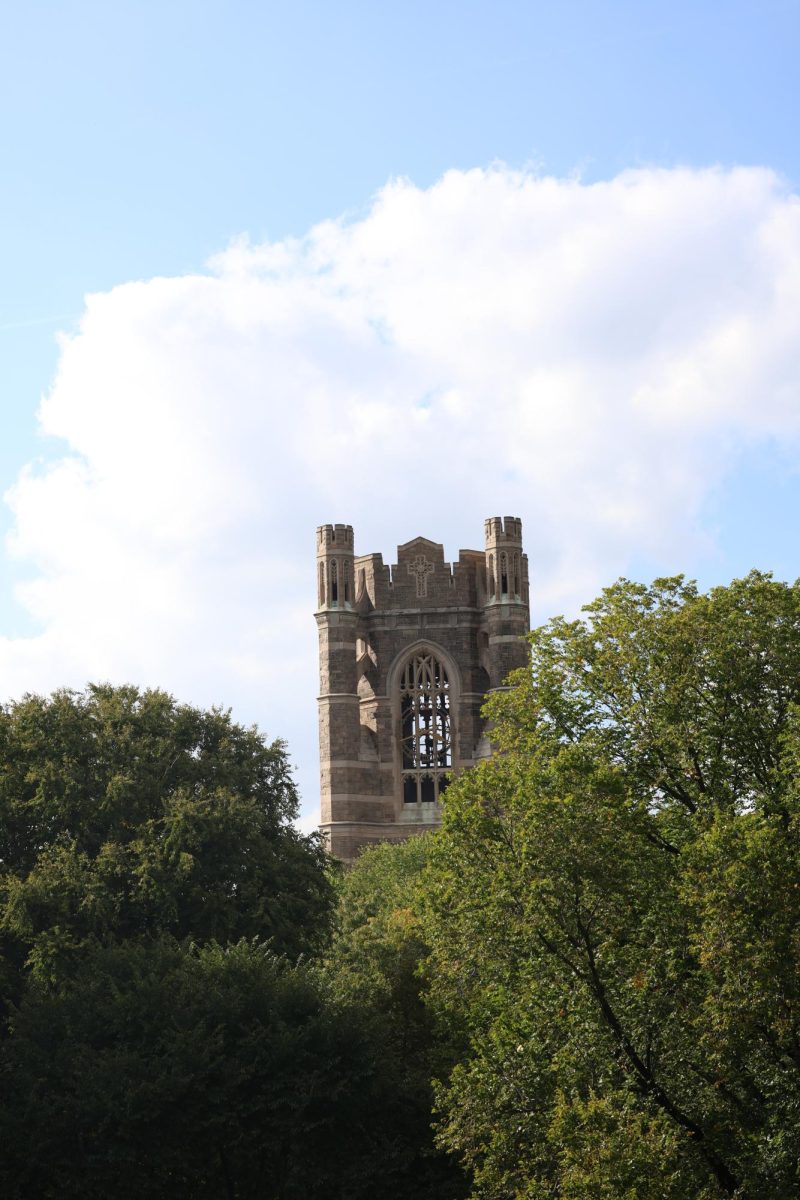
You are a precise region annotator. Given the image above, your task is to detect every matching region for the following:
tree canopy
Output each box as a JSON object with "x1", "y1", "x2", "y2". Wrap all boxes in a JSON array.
[
  {"x1": 421, "y1": 572, "x2": 800, "y2": 1199},
  {"x1": 3, "y1": 571, "x2": 799, "y2": 1198},
  {"x1": 0, "y1": 683, "x2": 332, "y2": 985},
  {"x1": 326, "y1": 835, "x2": 470, "y2": 1199},
  {"x1": 1, "y1": 931, "x2": 474, "y2": 1199},
  {"x1": 0, "y1": 686, "x2": 350, "y2": 1197},
  {"x1": 0, "y1": 684, "x2": 466, "y2": 1197}
]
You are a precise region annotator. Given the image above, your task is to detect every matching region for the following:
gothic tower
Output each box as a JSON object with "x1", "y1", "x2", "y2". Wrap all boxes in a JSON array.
[{"x1": 316, "y1": 517, "x2": 530, "y2": 862}]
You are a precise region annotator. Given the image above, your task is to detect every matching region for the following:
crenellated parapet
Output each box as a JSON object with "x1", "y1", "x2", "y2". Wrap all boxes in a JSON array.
[{"x1": 353, "y1": 539, "x2": 486, "y2": 610}]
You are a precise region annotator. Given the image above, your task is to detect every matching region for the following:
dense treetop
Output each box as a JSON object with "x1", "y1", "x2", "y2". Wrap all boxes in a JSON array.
[
  {"x1": 1, "y1": 572, "x2": 799, "y2": 1198},
  {"x1": 0, "y1": 683, "x2": 332, "y2": 980},
  {"x1": 0, "y1": 684, "x2": 462, "y2": 1197},
  {"x1": 421, "y1": 572, "x2": 800, "y2": 1199}
]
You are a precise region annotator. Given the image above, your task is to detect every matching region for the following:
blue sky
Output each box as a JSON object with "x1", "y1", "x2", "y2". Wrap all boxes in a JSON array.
[
  {"x1": 4, "y1": 0, "x2": 797, "y2": 455},
  {"x1": 2, "y1": 1, "x2": 799, "y2": 822}
]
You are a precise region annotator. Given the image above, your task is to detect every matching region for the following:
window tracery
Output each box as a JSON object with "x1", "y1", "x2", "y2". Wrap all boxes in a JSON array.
[{"x1": 399, "y1": 651, "x2": 452, "y2": 805}]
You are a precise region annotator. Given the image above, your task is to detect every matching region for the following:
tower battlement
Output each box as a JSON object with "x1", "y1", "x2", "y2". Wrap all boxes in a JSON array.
[
  {"x1": 317, "y1": 518, "x2": 530, "y2": 862},
  {"x1": 316, "y1": 523, "x2": 354, "y2": 551},
  {"x1": 484, "y1": 515, "x2": 523, "y2": 545}
]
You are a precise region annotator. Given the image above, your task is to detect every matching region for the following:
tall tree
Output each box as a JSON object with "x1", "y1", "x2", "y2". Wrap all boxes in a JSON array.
[
  {"x1": 0, "y1": 684, "x2": 332, "y2": 990},
  {"x1": 422, "y1": 573, "x2": 800, "y2": 1198}
]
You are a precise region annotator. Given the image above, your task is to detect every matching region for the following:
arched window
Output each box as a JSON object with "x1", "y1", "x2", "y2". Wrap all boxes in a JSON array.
[
  {"x1": 399, "y1": 651, "x2": 452, "y2": 805},
  {"x1": 330, "y1": 559, "x2": 338, "y2": 604},
  {"x1": 318, "y1": 562, "x2": 326, "y2": 607}
]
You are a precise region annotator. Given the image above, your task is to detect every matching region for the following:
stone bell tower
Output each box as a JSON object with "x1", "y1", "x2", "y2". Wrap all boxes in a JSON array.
[{"x1": 316, "y1": 517, "x2": 530, "y2": 862}]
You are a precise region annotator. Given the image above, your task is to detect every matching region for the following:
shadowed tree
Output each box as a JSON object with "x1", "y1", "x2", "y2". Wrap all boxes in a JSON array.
[{"x1": 0, "y1": 936, "x2": 465, "y2": 1199}]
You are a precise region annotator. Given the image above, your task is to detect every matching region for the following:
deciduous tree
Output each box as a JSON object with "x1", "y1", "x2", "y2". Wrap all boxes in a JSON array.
[
  {"x1": 327, "y1": 836, "x2": 470, "y2": 1199},
  {"x1": 422, "y1": 573, "x2": 800, "y2": 1198},
  {"x1": 0, "y1": 937, "x2": 446, "y2": 1199},
  {"x1": 0, "y1": 684, "x2": 332, "y2": 995}
]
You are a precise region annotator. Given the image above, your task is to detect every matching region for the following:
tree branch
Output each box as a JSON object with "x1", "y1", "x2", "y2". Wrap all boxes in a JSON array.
[{"x1": 575, "y1": 918, "x2": 740, "y2": 1196}]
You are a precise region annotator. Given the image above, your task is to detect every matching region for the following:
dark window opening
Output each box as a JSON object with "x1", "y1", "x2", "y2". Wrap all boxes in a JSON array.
[{"x1": 399, "y1": 651, "x2": 452, "y2": 806}]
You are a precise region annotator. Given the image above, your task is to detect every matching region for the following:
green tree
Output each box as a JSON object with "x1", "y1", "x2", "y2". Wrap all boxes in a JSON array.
[
  {"x1": 422, "y1": 573, "x2": 800, "y2": 1199},
  {"x1": 326, "y1": 836, "x2": 470, "y2": 1199},
  {"x1": 0, "y1": 684, "x2": 332, "y2": 991},
  {"x1": 330, "y1": 836, "x2": 436, "y2": 1052},
  {"x1": 0, "y1": 685, "x2": 474, "y2": 1197},
  {"x1": 0, "y1": 936, "x2": 450, "y2": 1199}
]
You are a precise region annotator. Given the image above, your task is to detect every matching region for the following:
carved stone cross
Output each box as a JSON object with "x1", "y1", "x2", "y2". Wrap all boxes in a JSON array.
[{"x1": 407, "y1": 554, "x2": 434, "y2": 598}]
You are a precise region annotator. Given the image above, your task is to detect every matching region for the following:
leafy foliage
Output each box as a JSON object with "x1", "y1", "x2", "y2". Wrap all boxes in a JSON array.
[
  {"x1": 0, "y1": 685, "x2": 470, "y2": 1198},
  {"x1": 0, "y1": 685, "x2": 362, "y2": 1196},
  {"x1": 0, "y1": 937, "x2": 446, "y2": 1199},
  {"x1": 3, "y1": 573, "x2": 798, "y2": 1198},
  {"x1": 0, "y1": 683, "x2": 332, "y2": 987},
  {"x1": 422, "y1": 573, "x2": 800, "y2": 1198},
  {"x1": 326, "y1": 836, "x2": 470, "y2": 1199}
]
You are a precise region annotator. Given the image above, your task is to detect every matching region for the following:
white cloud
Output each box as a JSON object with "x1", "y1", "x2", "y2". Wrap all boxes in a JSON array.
[{"x1": 2, "y1": 164, "x2": 800, "y2": 825}]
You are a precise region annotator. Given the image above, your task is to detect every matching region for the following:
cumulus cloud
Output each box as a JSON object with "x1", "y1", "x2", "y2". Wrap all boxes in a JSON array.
[{"x1": 2, "y1": 164, "x2": 799, "y2": 824}]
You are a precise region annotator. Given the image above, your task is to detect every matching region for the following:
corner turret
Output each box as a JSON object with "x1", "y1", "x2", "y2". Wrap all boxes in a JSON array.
[
  {"x1": 316, "y1": 523, "x2": 354, "y2": 610},
  {"x1": 484, "y1": 515, "x2": 528, "y2": 604},
  {"x1": 482, "y1": 516, "x2": 530, "y2": 689}
]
